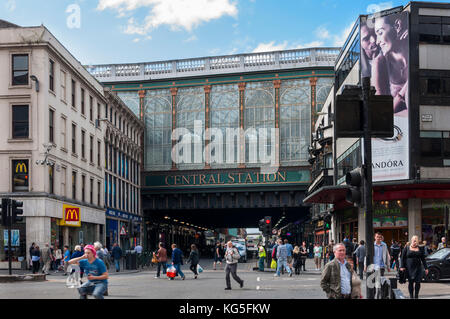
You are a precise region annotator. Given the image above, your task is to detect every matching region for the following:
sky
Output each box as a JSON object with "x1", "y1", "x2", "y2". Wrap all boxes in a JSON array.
[{"x1": 0, "y1": 0, "x2": 438, "y2": 65}]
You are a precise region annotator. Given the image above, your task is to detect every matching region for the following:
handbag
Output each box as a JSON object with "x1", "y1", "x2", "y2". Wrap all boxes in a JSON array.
[
  {"x1": 151, "y1": 253, "x2": 158, "y2": 264},
  {"x1": 167, "y1": 265, "x2": 177, "y2": 278},
  {"x1": 397, "y1": 269, "x2": 407, "y2": 284},
  {"x1": 197, "y1": 264, "x2": 203, "y2": 273},
  {"x1": 270, "y1": 259, "x2": 277, "y2": 270}
]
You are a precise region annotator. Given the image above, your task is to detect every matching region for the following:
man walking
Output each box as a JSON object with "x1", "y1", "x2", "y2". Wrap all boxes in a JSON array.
[
  {"x1": 111, "y1": 243, "x2": 122, "y2": 272},
  {"x1": 320, "y1": 243, "x2": 358, "y2": 299},
  {"x1": 171, "y1": 244, "x2": 185, "y2": 280},
  {"x1": 224, "y1": 241, "x2": 244, "y2": 290},
  {"x1": 275, "y1": 239, "x2": 293, "y2": 277},
  {"x1": 369, "y1": 232, "x2": 390, "y2": 276},
  {"x1": 284, "y1": 239, "x2": 294, "y2": 268},
  {"x1": 155, "y1": 242, "x2": 168, "y2": 278},
  {"x1": 353, "y1": 240, "x2": 366, "y2": 280},
  {"x1": 41, "y1": 243, "x2": 53, "y2": 275}
]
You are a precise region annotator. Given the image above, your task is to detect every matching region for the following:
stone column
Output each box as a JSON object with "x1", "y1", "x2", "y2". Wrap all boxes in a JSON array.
[{"x1": 408, "y1": 198, "x2": 422, "y2": 240}]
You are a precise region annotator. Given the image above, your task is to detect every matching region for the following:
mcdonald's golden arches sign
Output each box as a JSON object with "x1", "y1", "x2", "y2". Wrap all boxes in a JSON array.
[{"x1": 60, "y1": 204, "x2": 81, "y2": 227}]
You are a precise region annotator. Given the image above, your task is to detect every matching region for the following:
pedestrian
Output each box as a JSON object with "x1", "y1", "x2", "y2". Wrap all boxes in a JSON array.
[
  {"x1": 170, "y1": 244, "x2": 185, "y2": 280},
  {"x1": 155, "y1": 242, "x2": 168, "y2": 278},
  {"x1": 41, "y1": 243, "x2": 53, "y2": 275},
  {"x1": 390, "y1": 240, "x2": 401, "y2": 271},
  {"x1": 284, "y1": 239, "x2": 294, "y2": 268},
  {"x1": 213, "y1": 241, "x2": 224, "y2": 270},
  {"x1": 187, "y1": 244, "x2": 200, "y2": 279},
  {"x1": 314, "y1": 243, "x2": 322, "y2": 270},
  {"x1": 69, "y1": 244, "x2": 109, "y2": 299},
  {"x1": 368, "y1": 232, "x2": 391, "y2": 276},
  {"x1": 353, "y1": 240, "x2": 366, "y2": 280},
  {"x1": 63, "y1": 245, "x2": 71, "y2": 275},
  {"x1": 400, "y1": 235, "x2": 428, "y2": 299},
  {"x1": 327, "y1": 240, "x2": 335, "y2": 262},
  {"x1": 308, "y1": 242, "x2": 314, "y2": 258},
  {"x1": 320, "y1": 243, "x2": 361, "y2": 299},
  {"x1": 111, "y1": 243, "x2": 123, "y2": 272},
  {"x1": 274, "y1": 239, "x2": 292, "y2": 277},
  {"x1": 437, "y1": 237, "x2": 446, "y2": 250},
  {"x1": 28, "y1": 242, "x2": 35, "y2": 270},
  {"x1": 352, "y1": 238, "x2": 359, "y2": 271},
  {"x1": 258, "y1": 244, "x2": 266, "y2": 272},
  {"x1": 344, "y1": 238, "x2": 354, "y2": 259},
  {"x1": 31, "y1": 245, "x2": 41, "y2": 274},
  {"x1": 293, "y1": 246, "x2": 301, "y2": 275},
  {"x1": 94, "y1": 242, "x2": 107, "y2": 263},
  {"x1": 422, "y1": 240, "x2": 432, "y2": 257},
  {"x1": 224, "y1": 241, "x2": 244, "y2": 290},
  {"x1": 300, "y1": 242, "x2": 308, "y2": 271},
  {"x1": 53, "y1": 245, "x2": 62, "y2": 273}
]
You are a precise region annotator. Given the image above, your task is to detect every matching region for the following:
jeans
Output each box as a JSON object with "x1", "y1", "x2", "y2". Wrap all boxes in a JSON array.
[
  {"x1": 225, "y1": 263, "x2": 243, "y2": 288},
  {"x1": 358, "y1": 261, "x2": 365, "y2": 280},
  {"x1": 190, "y1": 263, "x2": 198, "y2": 275},
  {"x1": 157, "y1": 262, "x2": 167, "y2": 277},
  {"x1": 300, "y1": 258, "x2": 306, "y2": 271},
  {"x1": 173, "y1": 263, "x2": 185, "y2": 278},
  {"x1": 78, "y1": 281, "x2": 108, "y2": 299},
  {"x1": 114, "y1": 259, "x2": 120, "y2": 272},
  {"x1": 258, "y1": 257, "x2": 265, "y2": 271},
  {"x1": 276, "y1": 258, "x2": 292, "y2": 276}
]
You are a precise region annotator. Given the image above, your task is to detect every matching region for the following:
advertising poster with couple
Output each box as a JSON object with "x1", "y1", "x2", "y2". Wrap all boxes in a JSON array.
[{"x1": 360, "y1": 9, "x2": 409, "y2": 182}]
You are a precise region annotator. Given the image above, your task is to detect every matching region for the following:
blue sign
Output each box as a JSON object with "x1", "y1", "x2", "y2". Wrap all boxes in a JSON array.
[{"x1": 106, "y1": 209, "x2": 142, "y2": 222}]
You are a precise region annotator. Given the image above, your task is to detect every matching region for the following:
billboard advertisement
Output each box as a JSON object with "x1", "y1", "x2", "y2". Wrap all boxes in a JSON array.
[{"x1": 360, "y1": 10, "x2": 409, "y2": 181}]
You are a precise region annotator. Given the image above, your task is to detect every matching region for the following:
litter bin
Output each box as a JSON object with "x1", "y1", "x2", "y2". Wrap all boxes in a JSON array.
[{"x1": 125, "y1": 251, "x2": 137, "y2": 270}]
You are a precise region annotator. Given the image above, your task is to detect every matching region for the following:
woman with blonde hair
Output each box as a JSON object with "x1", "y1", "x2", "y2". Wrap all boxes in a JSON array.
[
  {"x1": 293, "y1": 246, "x2": 301, "y2": 275},
  {"x1": 400, "y1": 235, "x2": 428, "y2": 299}
]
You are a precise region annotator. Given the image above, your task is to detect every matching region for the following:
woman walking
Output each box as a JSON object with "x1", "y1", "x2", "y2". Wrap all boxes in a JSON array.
[
  {"x1": 31, "y1": 245, "x2": 41, "y2": 274},
  {"x1": 187, "y1": 244, "x2": 200, "y2": 279},
  {"x1": 400, "y1": 235, "x2": 428, "y2": 299},
  {"x1": 300, "y1": 242, "x2": 308, "y2": 271},
  {"x1": 314, "y1": 243, "x2": 322, "y2": 270},
  {"x1": 293, "y1": 246, "x2": 301, "y2": 275}
]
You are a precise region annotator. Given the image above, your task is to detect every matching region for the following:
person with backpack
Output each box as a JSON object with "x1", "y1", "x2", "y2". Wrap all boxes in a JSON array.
[
  {"x1": 274, "y1": 239, "x2": 293, "y2": 277},
  {"x1": 171, "y1": 243, "x2": 185, "y2": 280},
  {"x1": 224, "y1": 241, "x2": 244, "y2": 290}
]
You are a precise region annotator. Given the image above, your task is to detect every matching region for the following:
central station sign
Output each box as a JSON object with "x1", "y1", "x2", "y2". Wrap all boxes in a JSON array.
[{"x1": 145, "y1": 170, "x2": 310, "y2": 189}]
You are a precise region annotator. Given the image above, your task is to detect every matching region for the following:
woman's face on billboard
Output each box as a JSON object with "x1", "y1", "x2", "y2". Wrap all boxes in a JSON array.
[{"x1": 375, "y1": 17, "x2": 396, "y2": 55}]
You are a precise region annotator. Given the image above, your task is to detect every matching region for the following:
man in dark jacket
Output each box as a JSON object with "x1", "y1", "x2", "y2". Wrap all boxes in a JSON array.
[
  {"x1": 390, "y1": 241, "x2": 401, "y2": 271},
  {"x1": 171, "y1": 244, "x2": 185, "y2": 280},
  {"x1": 111, "y1": 243, "x2": 122, "y2": 272}
]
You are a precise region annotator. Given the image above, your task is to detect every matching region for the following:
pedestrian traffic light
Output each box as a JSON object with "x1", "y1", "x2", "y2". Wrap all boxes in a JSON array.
[
  {"x1": 263, "y1": 216, "x2": 272, "y2": 236},
  {"x1": 258, "y1": 218, "x2": 266, "y2": 232},
  {"x1": 345, "y1": 167, "x2": 364, "y2": 207},
  {"x1": 11, "y1": 200, "x2": 23, "y2": 223},
  {"x1": 323, "y1": 214, "x2": 332, "y2": 230},
  {"x1": 1, "y1": 198, "x2": 8, "y2": 227}
]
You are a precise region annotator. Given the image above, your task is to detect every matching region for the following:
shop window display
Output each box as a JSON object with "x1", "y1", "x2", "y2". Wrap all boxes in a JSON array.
[
  {"x1": 373, "y1": 200, "x2": 408, "y2": 245},
  {"x1": 422, "y1": 200, "x2": 450, "y2": 250}
]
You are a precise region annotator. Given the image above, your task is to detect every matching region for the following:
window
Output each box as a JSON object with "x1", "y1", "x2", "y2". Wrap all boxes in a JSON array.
[
  {"x1": 49, "y1": 165, "x2": 54, "y2": 194},
  {"x1": 49, "y1": 59, "x2": 55, "y2": 92},
  {"x1": 89, "y1": 96, "x2": 93, "y2": 121},
  {"x1": 81, "y1": 175, "x2": 86, "y2": 202},
  {"x1": 419, "y1": 23, "x2": 442, "y2": 43},
  {"x1": 97, "y1": 181, "x2": 101, "y2": 206},
  {"x1": 81, "y1": 88, "x2": 85, "y2": 115},
  {"x1": 12, "y1": 54, "x2": 29, "y2": 86},
  {"x1": 90, "y1": 178, "x2": 94, "y2": 204},
  {"x1": 61, "y1": 167, "x2": 67, "y2": 197},
  {"x1": 90, "y1": 135, "x2": 94, "y2": 163},
  {"x1": 12, "y1": 105, "x2": 29, "y2": 139},
  {"x1": 97, "y1": 103, "x2": 101, "y2": 121},
  {"x1": 81, "y1": 130, "x2": 86, "y2": 159},
  {"x1": 61, "y1": 117, "x2": 67, "y2": 149},
  {"x1": 12, "y1": 160, "x2": 29, "y2": 192},
  {"x1": 97, "y1": 140, "x2": 101, "y2": 166},
  {"x1": 49, "y1": 109, "x2": 54, "y2": 143},
  {"x1": 420, "y1": 131, "x2": 450, "y2": 165},
  {"x1": 60, "y1": 70, "x2": 67, "y2": 102},
  {"x1": 72, "y1": 171, "x2": 77, "y2": 199},
  {"x1": 71, "y1": 80, "x2": 76, "y2": 107},
  {"x1": 419, "y1": 16, "x2": 450, "y2": 44},
  {"x1": 72, "y1": 123, "x2": 76, "y2": 154}
]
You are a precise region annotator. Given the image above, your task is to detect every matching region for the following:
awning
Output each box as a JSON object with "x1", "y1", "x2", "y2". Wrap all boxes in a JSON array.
[{"x1": 304, "y1": 185, "x2": 348, "y2": 204}]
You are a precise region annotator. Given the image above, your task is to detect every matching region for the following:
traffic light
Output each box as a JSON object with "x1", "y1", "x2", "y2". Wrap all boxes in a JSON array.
[
  {"x1": 345, "y1": 167, "x2": 364, "y2": 207},
  {"x1": 258, "y1": 218, "x2": 265, "y2": 232},
  {"x1": 11, "y1": 200, "x2": 23, "y2": 223},
  {"x1": 1, "y1": 199, "x2": 8, "y2": 227},
  {"x1": 323, "y1": 214, "x2": 332, "y2": 230},
  {"x1": 263, "y1": 216, "x2": 272, "y2": 236}
]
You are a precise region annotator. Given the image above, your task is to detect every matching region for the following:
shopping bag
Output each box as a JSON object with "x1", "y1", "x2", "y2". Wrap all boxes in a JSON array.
[
  {"x1": 66, "y1": 265, "x2": 81, "y2": 288},
  {"x1": 197, "y1": 264, "x2": 203, "y2": 273},
  {"x1": 167, "y1": 265, "x2": 177, "y2": 278},
  {"x1": 270, "y1": 259, "x2": 277, "y2": 270}
]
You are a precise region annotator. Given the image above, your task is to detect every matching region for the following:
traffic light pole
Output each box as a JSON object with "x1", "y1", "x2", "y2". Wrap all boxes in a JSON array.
[
  {"x1": 362, "y1": 77, "x2": 375, "y2": 299},
  {"x1": 7, "y1": 199, "x2": 12, "y2": 276}
]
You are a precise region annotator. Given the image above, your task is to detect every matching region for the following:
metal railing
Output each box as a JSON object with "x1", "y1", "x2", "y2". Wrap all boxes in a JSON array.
[{"x1": 86, "y1": 47, "x2": 339, "y2": 82}]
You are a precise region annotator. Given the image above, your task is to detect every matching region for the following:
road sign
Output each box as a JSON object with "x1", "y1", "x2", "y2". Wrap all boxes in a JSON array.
[
  {"x1": 272, "y1": 229, "x2": 277, "y2": 235},
  {"x1": 120, "y1": 226, "x2": 127, "y2": 236}
]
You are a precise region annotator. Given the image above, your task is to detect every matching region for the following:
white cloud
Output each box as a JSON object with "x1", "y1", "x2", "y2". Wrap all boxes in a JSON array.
[
  {"x1": 97, "y1": 0, "x2": 238, "y2": 35},
  {"x1": 252, "y1": 41, "x2": 288, "y2": 53},
  {"x1": 332, "y1": 22, "x2": 355, "y2": 47},
  {"x1": 315, "y1": 26, "x2": 330, "y2": 40},
  {"x1": 366, "y1": 2, "x2": 393, "y2": 14},
  {"x1": 184, "y1": 35, "x2": 198, "y2": 43}
]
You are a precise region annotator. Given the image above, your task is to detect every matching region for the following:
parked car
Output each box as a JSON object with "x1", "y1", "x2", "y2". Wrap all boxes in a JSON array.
[
  {"x1": 232, "y1": 241, "x2": 247, "y2": 263},
  {"x1": 425, "y1": 248, "x2": 450, "y2": 282}
]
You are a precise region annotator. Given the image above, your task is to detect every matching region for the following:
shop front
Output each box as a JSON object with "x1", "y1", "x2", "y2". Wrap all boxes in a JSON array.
[
  {"x1": 373, "y1": 200, "x2": 409, "y2": 245},
  {"x1": 339, "y1": 208, "x2": 358, "y2": 242},
  {"x1": 422, "y1": 199, "x2": 450, "y2": 250},
  {"x1": 106, "y1": 209, "x2": 143, "y2": 251}
]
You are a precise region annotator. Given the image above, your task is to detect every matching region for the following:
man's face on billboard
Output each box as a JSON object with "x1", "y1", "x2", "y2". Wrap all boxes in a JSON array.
[{"x1": 361, "y1": 25, "x2": 378, "y2": 59}]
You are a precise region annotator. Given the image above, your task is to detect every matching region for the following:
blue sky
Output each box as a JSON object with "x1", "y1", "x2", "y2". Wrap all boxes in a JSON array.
[{"x1": 0, "y1": 0, "x2": 437, "y2": 65}]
